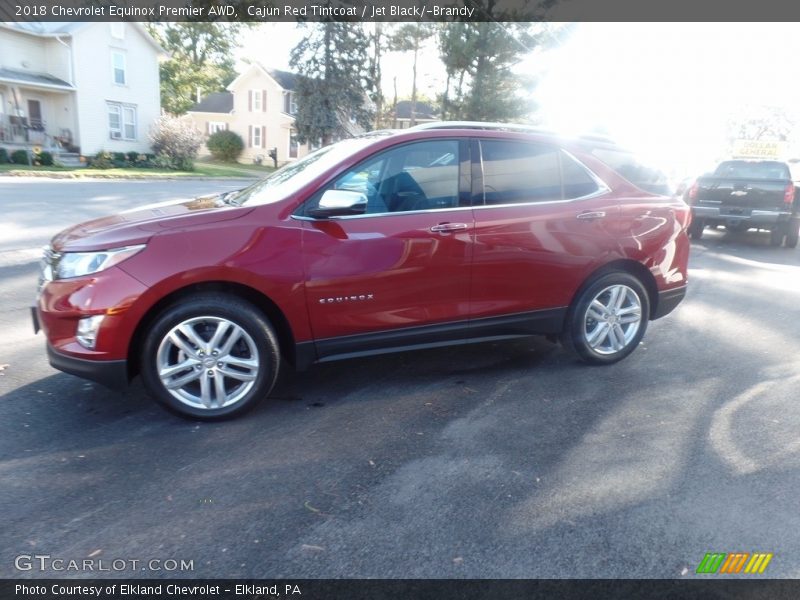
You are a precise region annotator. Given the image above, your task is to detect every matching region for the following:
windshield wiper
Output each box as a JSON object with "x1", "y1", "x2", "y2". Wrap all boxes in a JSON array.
[{"x1": 219, "y1": 190, "x2": 241, "y2": 205}]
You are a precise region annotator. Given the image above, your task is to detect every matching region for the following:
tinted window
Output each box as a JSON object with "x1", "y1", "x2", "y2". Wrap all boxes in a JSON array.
[
  {"x1": 308, "y1": 140, "x2": 460, "y2": 215},
  {"x1": 481, "y1": 141, "x2": 561, "y2": 205},
  {"x1": 561, "y1": 151, "x2": 601, "y2": 199},
  {"x1": 713, "y1": 160, "x2": 790, "y2": 180},
  {"x1": 591, "y1": 147, "x2": 671, "y2": 195}
]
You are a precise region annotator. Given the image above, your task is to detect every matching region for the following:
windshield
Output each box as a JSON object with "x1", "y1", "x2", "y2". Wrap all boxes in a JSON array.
[{"x1": 230, "y1": 133, "x2": 393, "y2": 206}]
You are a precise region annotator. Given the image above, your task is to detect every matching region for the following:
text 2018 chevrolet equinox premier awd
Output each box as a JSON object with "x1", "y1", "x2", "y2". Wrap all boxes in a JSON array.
[{"x1": 34, "y1": 123, "x2": 690, "y2": 419}]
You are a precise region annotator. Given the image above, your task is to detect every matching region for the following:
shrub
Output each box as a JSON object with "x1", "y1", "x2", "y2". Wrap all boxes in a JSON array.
[
  {"x1": 206, "y1": 130, "x2": 244, "y2": 162},
  {"x1": 149, "y1": 115, "x2": 203, "y2": 171},
  {"x1": 88, "y1": 150, "x2": 114, "y2": 169},
  {"x1": 0, "y1": 148, "x2": 8, "y2": 164},
  {"x1": 37, "y1": 151, "x2": 54, "y2": 166},
  {"x1": 11, "y1": 149, "x2": 29, "y2": 165},
  {"x1": 150, "y1": 154, "x2": 177, "y2": 170},
  {"x1": 127, "y1": 151, "x2": 140, "y2": 163}
]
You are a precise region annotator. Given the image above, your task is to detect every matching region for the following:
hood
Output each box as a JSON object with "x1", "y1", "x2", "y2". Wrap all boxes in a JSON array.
[{"x1": 51, "y1": 196, "x2": 254, "y2": 252}]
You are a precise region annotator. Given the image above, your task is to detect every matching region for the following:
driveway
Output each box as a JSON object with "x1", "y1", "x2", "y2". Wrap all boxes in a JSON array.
[{"x1": 1, "y1": 182, "x2": 799, "y2": 578}]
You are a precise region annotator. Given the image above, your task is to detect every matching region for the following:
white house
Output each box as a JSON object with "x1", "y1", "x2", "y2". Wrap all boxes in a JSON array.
[
  {"x1": 187, "y1": 63, "x2": 314, "y2": 166},
  {"x1": 0, "y1": 22, "x2": 162, "y2": 159}
]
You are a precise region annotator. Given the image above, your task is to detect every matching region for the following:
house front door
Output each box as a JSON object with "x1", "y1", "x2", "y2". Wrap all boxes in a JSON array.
[{"x1": 27, "y1": 99, "x2": 43, "y2": 130}]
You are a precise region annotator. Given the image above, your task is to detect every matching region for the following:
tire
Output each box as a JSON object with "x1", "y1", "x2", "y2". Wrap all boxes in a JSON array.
[
  {"x1": 140, "y1": 294, "x2": 280, "y2": 420},
  {"x1": 561, "y1": 272, "x2": 650, "y2": 365},
  {"x1": 785, "y1": 218, "x2": 800, "y2": 248},
  {"x1": 770, "y1": 225, "x2": 785, "y2": 247},
  {"x1": 688, "y1": 218, "x2": 704, "y2": 240}
]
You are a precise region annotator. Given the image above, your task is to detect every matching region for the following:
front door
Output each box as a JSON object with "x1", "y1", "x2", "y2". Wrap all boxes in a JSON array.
[
  {"x1": 27, "y1": 99, "x2": 42, "y2": 129},
  {"x1": 300, "y1": 139, "x2": 473, "y2": 346}
]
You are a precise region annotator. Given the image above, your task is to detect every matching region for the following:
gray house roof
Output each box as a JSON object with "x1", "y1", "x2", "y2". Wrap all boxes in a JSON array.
[
  {"x1": 188, "y1": 92, "x2": 233, "y2": 114},
  {"x1": 0, "y1": 66, "x2": 73, "y2": 89},
  {"x1": 1, "y1": 22, "x2": 88, "y2": 35},
  {"x1": 268, "y1": 69, "x2": 297, "y2": 91},
  {"x1": 395, "y1": 100, "x2": 438, "y2": 120}
]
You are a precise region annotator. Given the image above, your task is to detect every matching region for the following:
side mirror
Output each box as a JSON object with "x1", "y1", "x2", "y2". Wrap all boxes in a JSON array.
[{"x1": 308, "y1": 189, "x2": 367, "y2": 219}]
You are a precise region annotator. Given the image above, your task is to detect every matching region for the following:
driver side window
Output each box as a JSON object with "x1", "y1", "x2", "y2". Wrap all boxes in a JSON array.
[{"x1": 310, "y1": 140, "x2": 460, "y2": 216}]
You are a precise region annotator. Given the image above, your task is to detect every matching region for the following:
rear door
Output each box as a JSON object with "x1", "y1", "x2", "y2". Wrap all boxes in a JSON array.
[
  {"x1": 299, "y1": 139, "x2": 474, "y2": 344},
  {"x1": 469, "y1": 138, "x2": 620, "y2": 323}
]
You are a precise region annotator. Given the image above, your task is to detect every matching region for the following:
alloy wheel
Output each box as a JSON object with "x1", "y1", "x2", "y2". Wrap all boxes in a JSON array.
[
  {"x1": 582, "y1": 284, "x2": 642, "y2": 355},
  {"x1": 156, "y1": 316, "x2": 260, "y2": 410}
]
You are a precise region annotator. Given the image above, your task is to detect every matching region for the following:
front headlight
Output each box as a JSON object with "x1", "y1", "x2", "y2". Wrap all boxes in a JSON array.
[{"x1": 52, "y1": 244, "x2": 146, "y2": 280}]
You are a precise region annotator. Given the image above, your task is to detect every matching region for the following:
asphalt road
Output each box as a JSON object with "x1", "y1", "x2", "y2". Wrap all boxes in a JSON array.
[{"x1": 1, "y1": 179, "x2": 800, "y2": 579}]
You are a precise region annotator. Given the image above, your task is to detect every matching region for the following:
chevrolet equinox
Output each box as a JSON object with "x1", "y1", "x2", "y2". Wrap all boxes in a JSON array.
[{"x1": 34, "y1": 123, "x2": 690, "y2": 419}]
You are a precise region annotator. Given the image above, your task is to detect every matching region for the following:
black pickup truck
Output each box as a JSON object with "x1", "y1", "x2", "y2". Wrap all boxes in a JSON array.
[{"x1": 687, "y1": 159, "x2": 799, "y2": 247}]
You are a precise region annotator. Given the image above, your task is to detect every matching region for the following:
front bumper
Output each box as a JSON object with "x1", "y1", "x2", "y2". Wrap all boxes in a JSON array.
[
  {"x1": 692, "y1": 206, "x2": 791, "y2": 226},
  {"x1": 46, "y1": 344, "x2": 128, "y2": 390}
]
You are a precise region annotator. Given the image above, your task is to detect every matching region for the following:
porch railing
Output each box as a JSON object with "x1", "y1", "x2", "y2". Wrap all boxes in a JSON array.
[{"x1": 0, "y1": 114, "x2": 67, "y2": 151}]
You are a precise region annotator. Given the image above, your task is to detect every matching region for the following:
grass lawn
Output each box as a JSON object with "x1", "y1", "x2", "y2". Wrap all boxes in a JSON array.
[{"x1": 0, "y1": 160, "x2": 274, "y2": 179}]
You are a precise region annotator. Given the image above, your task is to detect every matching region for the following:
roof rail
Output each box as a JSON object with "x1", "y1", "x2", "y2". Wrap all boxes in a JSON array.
[{"x1": 410, "y1": 121, "x2": 556, "y2": 135}]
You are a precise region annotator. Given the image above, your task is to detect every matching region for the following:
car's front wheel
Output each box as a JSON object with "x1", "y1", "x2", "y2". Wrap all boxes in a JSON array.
[
  {"x1": 140, "y1": 294, "x2": 280, "y2": 420},
  {"x1": 562, "y1": 272, "x2": 650, "y2": 365}
]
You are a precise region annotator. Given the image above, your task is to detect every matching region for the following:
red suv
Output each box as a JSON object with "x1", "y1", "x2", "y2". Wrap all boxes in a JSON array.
[{"x1": 34, "y1": 123, "x2": 690, "y2": 419}]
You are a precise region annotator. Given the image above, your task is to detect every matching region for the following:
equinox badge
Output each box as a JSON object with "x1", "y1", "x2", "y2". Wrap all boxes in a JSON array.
[{"x1": 319, "y1": 294, "x2": 374, "y2": 304}]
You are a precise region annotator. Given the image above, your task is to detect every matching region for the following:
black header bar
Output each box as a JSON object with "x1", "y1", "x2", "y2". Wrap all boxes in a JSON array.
[{"x1": 2, "y1": 0, "x2": 800, "y2": 22}]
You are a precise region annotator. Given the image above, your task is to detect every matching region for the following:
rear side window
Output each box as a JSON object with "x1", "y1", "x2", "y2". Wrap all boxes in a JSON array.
[
  {"x1": 480, "y1": 141, "x2": 561, "y2": 204},
  {"x1": 561, "y1": 152, "x2": 602, "y2": 199},
  {"x1": 713, "y1": 160, "x2": 790, "y2": 180},
  {"x1": 480, "y1": 141, "x2": 601, "y2": 204},
  {"x1": 591, "y1": 148, "x2": 671, "y2": 195}
]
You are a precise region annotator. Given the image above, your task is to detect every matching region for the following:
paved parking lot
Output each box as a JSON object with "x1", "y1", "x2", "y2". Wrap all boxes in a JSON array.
[{"x1": 1, "y1": 179, "x2": 799, "y2": 578}]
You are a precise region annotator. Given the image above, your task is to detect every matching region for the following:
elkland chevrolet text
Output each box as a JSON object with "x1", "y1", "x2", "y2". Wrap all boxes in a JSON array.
[{"x1": 34, "y1": 123, "x2": 690, "y2": 419}]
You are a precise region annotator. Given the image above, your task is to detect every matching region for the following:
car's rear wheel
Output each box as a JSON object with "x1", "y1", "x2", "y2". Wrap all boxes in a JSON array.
[
  {"x1": 140, "y1": 294, "x2": 280, "y2": 420},
  {"x1": 562, "y1": 272, "x2": 650, "y2": 365},
  {"x1": 785, "y1": 217, "x2": 799, "y2": 248},
  {"x1": 688, "y1": 218, "x2": 704, "y2": 240}
]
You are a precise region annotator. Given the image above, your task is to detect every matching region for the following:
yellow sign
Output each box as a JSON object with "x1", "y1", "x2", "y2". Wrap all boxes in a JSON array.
[{"x1": 732, "y1": 139, "x2": 786, "y2": 159}]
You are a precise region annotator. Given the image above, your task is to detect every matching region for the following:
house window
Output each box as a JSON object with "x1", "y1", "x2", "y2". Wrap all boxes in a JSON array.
[
  {"x1": 112, "y1": 51, "x2": 126, "y2": 85},
  {"x1": 253, "y1": 126, "x2": 262, "y2": 148},
  {"x1": 283, "y1": 92, "x2": 298, "y2": 115},
  {"x1": 252, "y1": 90, "x2": 262, "y2": 111},
  {"x1": 289, "y1": 133, "x2": 298, "y2": 158},
  {"x1": 108, "y1": 102, "x2": 136, "y2": 140},
  {"x1": 110, "y1": 23, "x2": 125, "y2": 39},
  {"x1": 209, "y1": 122, "x2": 226, "y2": 134}
]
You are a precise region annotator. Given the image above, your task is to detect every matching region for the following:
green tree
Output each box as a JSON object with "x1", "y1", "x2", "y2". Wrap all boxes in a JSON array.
[
  {"x1": 389, "y1": 23, "x2": 435, "y2": 127},
  {"x1": 290, "y1": 22, "x2": 374, "y2": 146},
  {"x1": 367, "y1": 24, "x2": 386, "y2": 130},
  {"x1": 148, "y1": 23, "x2": 248, "y2": 115},
  {"x1": 438, "y1": 17, "x2": 540, "y2": 122}
]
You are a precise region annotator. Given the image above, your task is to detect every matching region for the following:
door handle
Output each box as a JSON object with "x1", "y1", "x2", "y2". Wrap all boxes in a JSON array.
[
  {"x1": 576, "y1": 211, "x2": 606, "y2": 220},
  {"x1": 430, "y1": 222, "x2": 468, "y2": 233}
]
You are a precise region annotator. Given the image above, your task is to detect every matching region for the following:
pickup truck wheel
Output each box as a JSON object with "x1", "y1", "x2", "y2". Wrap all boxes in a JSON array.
[
  {"x1": 770, "y1": 226, "x2": 785, "y2": 247},
  {"x1": 688, "y1": 218, "x2": 704, "y2": 240},
  {"x1": 785, "y1": 218, "x2": 800, "y2": 248},
  {"x1": 140, "y1": 294, "x2": 280, "y2": 420},
  {"x1": 562, "y1": 272, "x2": 650, "y2": 365}
]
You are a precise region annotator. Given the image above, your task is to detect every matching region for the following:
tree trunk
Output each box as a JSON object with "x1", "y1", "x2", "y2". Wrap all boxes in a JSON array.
[{"x1": 410, "y1": 35, "x2": 418, "y2": 126}]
